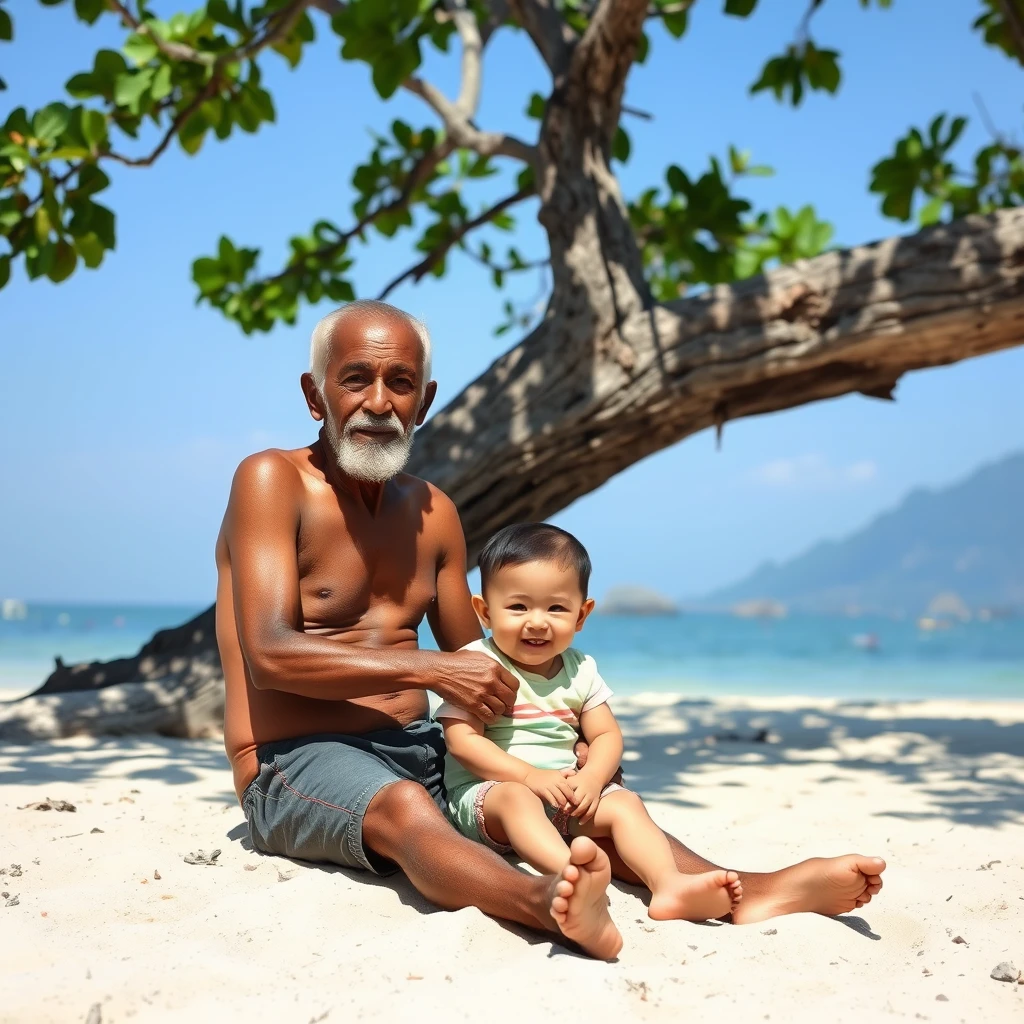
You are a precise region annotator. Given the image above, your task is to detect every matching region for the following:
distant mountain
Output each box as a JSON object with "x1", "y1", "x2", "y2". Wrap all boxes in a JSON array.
[{"x1": 699, "y1": 452, "x2": 1024, "y2": 616}]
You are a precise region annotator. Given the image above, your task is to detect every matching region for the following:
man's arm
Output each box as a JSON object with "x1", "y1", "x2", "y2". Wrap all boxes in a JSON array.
[
  {"x1": 225, "y1": 453, "x2": 514, "y2": 719},
  {"x1": 425, "y1": 485, "x2": 484, "y2": 652}
]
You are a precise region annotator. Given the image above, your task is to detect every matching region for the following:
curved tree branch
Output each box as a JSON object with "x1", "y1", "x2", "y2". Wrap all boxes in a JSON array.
[
  {"x1": 403, "y1": 76, "x2": 536, "y2": 162},
  {"x1": 409, "y1": 209, "x2": 1024, "y2": 561},
  {"x1": 447, "y1": 0, "x2": 484, "y2": 119},
  {"x1": 571, "y1": 0, "x2": 650, "y2": 109},
  {"x1": 259, "y1": 142, "x2": 455, "y2": 289},
  {"x1": 377, "y1": 184, "x2": 536, "y2": 299},
  {"x1": 106, "y1": 0, "x2": 313, "y2": 67},
  {"x1": 508, "y1": 0, "x2": 575, "y2": 77}
]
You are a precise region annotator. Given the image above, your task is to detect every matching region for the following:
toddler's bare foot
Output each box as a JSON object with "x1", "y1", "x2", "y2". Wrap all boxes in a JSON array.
[
  {"x1": 731, "y1": 855, "x2": 886, "y2": 924},
  {"x1": 648, "y1": 869, "x2": 742, "y2": 922},
  {"x1": 548, "y1": 837, "x2": 623, "y2": 960}
]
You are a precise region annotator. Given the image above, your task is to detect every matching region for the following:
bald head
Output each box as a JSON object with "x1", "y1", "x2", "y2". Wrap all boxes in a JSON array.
[{"x1": 309, "y1": 300, "x2": 432, "y2": 393}]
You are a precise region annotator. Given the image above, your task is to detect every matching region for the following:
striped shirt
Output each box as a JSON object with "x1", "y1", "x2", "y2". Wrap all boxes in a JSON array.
[{"x1": 437, "y1": 637, "x2": 613, "y2": 793}]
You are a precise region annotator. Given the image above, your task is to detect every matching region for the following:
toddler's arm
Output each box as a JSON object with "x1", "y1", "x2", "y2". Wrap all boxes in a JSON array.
[
  {"x1": 565, "y1": 705, "x2": 625, "y2": 822},
  {"x1": 576, "y1": 705, "x2": 625, "y2": 787},
  {"x1": 440, "y1": 716, "x2": 576, "y2": 809}
]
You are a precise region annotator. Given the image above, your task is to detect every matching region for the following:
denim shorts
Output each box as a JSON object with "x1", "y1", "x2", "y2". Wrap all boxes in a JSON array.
[{"x1": 242, "y1": 719, "x2": 446, "y2": 875}]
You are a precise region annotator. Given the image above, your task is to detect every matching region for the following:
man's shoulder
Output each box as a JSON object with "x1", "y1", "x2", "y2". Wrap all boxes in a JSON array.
[
  {"x1": 230, "y1": 448, "x2": 307, "y2": 500},
  {"x1": 234, "y1": 450, "x2": 305, "y2": 489},
  {"x1": 394, "y1": 474, "x2": 458, "y2": 512}
]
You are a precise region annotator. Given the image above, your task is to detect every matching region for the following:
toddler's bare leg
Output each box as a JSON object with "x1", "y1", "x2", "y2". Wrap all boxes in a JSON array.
[
  {"x1": 483, "y1": 782, "x2": 574, "y2": 874},
  {"x1": 577, "y1": 791, "x2": 741, "y2": 921}
]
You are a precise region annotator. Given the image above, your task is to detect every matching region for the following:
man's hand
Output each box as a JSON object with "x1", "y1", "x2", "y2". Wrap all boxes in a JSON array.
[
  {"x1": 574, "y1": 738, "x2": 625, "y2": 787},
  {"x1": 567, "y1": 770, "x2": 605, "y2": 824},
  {"x1": 524, "y1": 769, "x2": 576, "y2": 810},
  {"x1": 434, "y1": 652, "x2": 518, "y2": 723}
]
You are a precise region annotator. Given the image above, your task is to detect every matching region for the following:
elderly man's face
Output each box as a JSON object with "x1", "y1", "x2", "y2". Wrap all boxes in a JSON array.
[{"x1": 302, "y1": 311, "x2": 435, "y2": 483}]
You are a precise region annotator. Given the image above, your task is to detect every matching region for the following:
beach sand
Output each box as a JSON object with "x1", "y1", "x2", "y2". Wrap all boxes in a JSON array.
[{"x1": 1, "y1": 694, "x2": 1022, "y2": 1023}]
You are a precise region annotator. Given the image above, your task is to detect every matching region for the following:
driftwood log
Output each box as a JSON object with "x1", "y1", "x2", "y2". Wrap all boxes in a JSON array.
[{"x1": 0, "y1": 607, "x2": 223, "y2": 741}]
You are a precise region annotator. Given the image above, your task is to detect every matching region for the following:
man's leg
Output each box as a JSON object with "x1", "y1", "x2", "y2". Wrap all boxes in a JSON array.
[
  {"x1": 362, "y1": 781, "x2": 623, "y2": 959},
  {"x1": 595, "y1": 831, "x2": 885, "y2": 923}
]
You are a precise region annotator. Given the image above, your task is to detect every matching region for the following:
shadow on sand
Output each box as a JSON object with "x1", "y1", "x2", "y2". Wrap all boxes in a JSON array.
[{"x1": 614, "y1": 699, "x2": 1024, "y2": 828}]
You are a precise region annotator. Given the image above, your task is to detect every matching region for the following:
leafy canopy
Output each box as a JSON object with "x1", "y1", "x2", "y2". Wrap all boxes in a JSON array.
[{"x1": 1, "y1": 0, "x2": 1021, "y2": 333}]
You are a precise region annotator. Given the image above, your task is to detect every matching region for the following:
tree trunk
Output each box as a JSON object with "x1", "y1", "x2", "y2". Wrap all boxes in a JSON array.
[{"x1": 10, "y1": 21, "x2": 1024, "y2": 731}]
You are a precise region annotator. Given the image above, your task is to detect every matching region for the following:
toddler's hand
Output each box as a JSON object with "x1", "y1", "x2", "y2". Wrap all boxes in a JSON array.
[
  {"x1": 523, "y1": 769, "x2": 576, "y2": 810},
  {"x1": 567, "y1": 771, "x2": 604, "y2": 824}
]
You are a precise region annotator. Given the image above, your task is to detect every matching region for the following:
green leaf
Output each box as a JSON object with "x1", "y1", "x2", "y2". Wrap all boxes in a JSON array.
[
  {"x1": 81, "y1": 108, "x2": 108, "y2": 150},
  {"x1": 48, "y1": 239, "x2": 78, "y2": 283},
  {"x1": 73, "y1": 164, "x2": 110, "y2": 198},
  {"x1": 526, "y1": 93, "x2": 546, "y2": 120},
  {"x1": 193, "y1": 256, "x2": 228, "y2": 293},
  {"x1": 75, "y1": 232, "x2": 105, "y2": 268},
  {"x1": 724, "y1": 0, "x2": 758, "y2": 16},
  {"x1": 0, "y1": 9, "x2": 12, "y2": 42},
  {"x1": 804, "y1": 45, "x2": 841, "y2": 93},
  {"x1": 635, "y1": 30, "x2": 649, "y2": 64},
  {"x1": 392, "y1": 119, "x2": 413, "y2": 148},
  {"x1": 918, "y1": 194, "x2": 945, "y2": 226},
  {"x1": 114, "y1": 69, "x2": 154, "y2": 113},
  {"x1": 150, "y1": 64, "x2": 174, "y2": 102},
  {"x1": 663, "y1": 8, "x2": 689, "y2": 37},
  {"x1": 123, "y1": 33, "x2": 159, "y2": 67},
  {"x1": 208, "y1": 0, "x2": 247, "y2": 31},
  {"x1": 0, "y1": 255, "x2": 10, "y2": 289},
  {"x1": 371, "y1": 39, "x2": 421, "y2": 100},
  {"x1": 32, "y1": 103, "x2": 72, "y2": 144},
  {"x1": 178, "y1": 113, "x2": 208, "y2": 155},
  {"x1": 666, "y1": 164, "x2": 688, "y2": 193},
  {"x1": 74, "y1": 0, "x2": 106, "y2": 24},
  {"x1": 612, "y1": 126, "x2": 631, "y2": 163}
]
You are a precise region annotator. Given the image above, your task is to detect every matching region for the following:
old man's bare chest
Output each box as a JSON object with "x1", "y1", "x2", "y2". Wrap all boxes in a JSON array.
[{"x1": 293, "y1": 485, "x2": 437, "y2": 631}]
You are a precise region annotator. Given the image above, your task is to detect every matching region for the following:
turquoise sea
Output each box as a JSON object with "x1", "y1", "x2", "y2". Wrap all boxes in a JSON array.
[{"x1": 1, "y1": 602, "x2": 1022, "y2": 702}]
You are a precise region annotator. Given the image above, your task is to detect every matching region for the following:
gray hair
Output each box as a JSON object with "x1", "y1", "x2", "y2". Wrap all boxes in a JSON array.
[{"x1": 309, "y1": 300, "x2": 432, "y2": 391}]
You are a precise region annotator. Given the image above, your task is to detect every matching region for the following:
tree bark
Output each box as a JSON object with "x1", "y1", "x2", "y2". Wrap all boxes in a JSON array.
[{"x1": 411, "y1": 208, "x2": 1024, "y2": 562}]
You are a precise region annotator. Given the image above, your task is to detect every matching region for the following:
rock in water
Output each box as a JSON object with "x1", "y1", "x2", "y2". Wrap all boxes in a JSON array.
[
  {"x1": 599, "y1": 586, "x2": 679, "y2": 616},
  {"x1": 990, "y1": 962, "x2": 1021, "y2": 983}
]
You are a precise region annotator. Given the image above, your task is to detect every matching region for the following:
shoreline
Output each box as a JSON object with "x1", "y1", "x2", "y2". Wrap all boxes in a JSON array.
[{"x1": 2, "y1": 693, "x2": 1023, "y2": 1022}]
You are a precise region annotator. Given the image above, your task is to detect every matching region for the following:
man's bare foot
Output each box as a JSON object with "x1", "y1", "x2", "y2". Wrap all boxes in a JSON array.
[
  {"x1": 548, "y1": 837, "x2": 623, "y2": 960},
  {"x1": 648, "y1": 869, "x2": 743, "y2": 922},
  {"x1": 731, "y1": 855, "x2": 886, "y2": 924}
]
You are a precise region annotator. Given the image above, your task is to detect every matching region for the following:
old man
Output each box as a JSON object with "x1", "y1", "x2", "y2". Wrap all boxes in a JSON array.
[{"x1": 215, "y1": 300, "x2": 884, "y2": 959}]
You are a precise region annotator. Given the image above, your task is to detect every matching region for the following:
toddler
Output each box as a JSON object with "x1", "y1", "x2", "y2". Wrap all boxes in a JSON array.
[{"x1": 438, "y1": 523, "x2": 743, "y2": 923}]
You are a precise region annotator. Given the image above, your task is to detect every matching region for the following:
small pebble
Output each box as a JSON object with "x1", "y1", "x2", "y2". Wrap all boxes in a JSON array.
[
  {"x1": 153, "y1": 870, "x2": 161, "y2": 880},
  {"x1": 935, "y1": 994, "x2": 948, "y2": 1002},
  {"x1": 990, "y1": 962, "x2": 1021, "y2": 984}
]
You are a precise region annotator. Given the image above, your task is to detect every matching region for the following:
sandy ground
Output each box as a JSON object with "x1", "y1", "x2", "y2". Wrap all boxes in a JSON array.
[{"x1": 1, "y1": 694, "x2": 1022, "y2": 1024}]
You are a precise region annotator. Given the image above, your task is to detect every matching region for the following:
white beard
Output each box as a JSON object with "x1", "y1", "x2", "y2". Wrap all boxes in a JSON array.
[{"x1": 324, "y1": 410, "x2": 415, "y2": 483}]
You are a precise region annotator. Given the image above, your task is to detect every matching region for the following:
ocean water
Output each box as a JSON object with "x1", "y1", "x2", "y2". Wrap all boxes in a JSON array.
[{"x1": 1, "y1": 602, "x2": 1022, "y2": 702}]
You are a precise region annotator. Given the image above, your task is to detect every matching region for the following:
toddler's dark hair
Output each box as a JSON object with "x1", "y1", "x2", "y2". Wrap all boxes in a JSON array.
[{"x1": 478, "y1": 523, "x2": 592, "y2": 598}]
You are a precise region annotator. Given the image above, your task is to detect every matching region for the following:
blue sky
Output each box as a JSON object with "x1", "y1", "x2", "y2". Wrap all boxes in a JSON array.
[{"x1": 1, "y1": 0, "x2": 1022, "y2": 604}]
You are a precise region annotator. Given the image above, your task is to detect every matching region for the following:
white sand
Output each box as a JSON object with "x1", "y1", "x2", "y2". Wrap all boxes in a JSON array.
[{"x1": 2, "y1": 695, "x2": 1022, "y2": 1023}]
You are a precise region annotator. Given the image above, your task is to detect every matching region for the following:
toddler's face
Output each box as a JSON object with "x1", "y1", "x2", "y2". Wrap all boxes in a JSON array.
[{"x1": 474, "y1": 559, "x2": 595, "y2": 672}]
